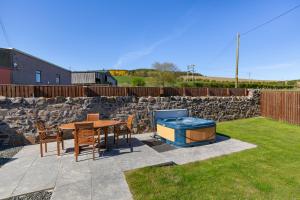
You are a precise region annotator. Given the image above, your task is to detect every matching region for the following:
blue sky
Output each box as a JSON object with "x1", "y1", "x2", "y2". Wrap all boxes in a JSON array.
[{"x1": 0, "y1": 0, "x2": 299, "y2": 80}]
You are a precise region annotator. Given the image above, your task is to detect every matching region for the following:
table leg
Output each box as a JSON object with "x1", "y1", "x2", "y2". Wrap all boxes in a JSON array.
[
  {"x1": 97, "y1": 128, "x2": 101, "y2": 147},
  {"x1": 59, "y1": 129, "x2": 65, "y2": 150},
  {"x1": 103, "y1": 127, "x2": 108, "y2": 149}
]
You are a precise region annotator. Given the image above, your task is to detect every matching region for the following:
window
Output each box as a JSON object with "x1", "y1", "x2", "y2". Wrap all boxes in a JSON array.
[
  {"x1": 35, "y1": 70, "x2": 41, "y2": 83},
  {"x1": 56, "y1": 74, "x2": 60, "y2": 84}
]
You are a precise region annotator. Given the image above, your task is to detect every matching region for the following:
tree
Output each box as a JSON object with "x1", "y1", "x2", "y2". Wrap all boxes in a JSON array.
[
  {"x1": 152, "y1": 62, "x2": 179, "y2": 87},
  {"x1": 132, "y1": 77, "x2": 146, "y2": 86}
]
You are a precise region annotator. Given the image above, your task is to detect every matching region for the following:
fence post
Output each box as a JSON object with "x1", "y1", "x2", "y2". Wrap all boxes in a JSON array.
[
  {"x1": 206, "y1": 88, "x2": 209, "y2": 96},
  {"x1": 83, "y1": 86, "x2": 88, "y2": 97},
  {"x1": 183, "y1": 88, "x2": 186, "y2": 96},
  {"x1": 227, "y1": 88, "x2": 230, "y2": 96},
  {"x1": 32, "y1": 86, "x2": 35, "y2": 98},
  {"x1": 125, "y1": 87, "x2": 129, "y2": 96},
  {"x1": 160, "y1": 87, "x2": 164, "y2": 97}
]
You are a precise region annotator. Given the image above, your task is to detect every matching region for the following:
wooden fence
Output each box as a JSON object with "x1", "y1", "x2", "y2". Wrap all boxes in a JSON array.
[
  {"x1": 0, "y1": 84, "x2": 248, "y2": 98},
  {"x1": 261, "y1": 90, "x2": 300, "y2": 125}
]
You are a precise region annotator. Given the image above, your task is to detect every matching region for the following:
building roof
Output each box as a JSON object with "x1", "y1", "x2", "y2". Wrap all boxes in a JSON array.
[
  {"x1": 72, "y1": 70, "x2": 109, "y2": 74},
  {"x1": 72, "y1": 70, "x2": 117, "y2": 81},
  {"x1": 0, "y1": 47, "x2": 71, "y2": 72}
]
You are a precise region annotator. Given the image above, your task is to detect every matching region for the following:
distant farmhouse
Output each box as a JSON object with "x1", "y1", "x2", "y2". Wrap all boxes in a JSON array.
[
  {"x1": 72, "y1": 71, "x2": 117, "y2": 86},
  {"x1": 0, "y1": 48, "x2": 71, "y2": 85}
]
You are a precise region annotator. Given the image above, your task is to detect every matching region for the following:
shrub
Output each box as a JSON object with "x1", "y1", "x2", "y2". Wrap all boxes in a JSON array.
[{"x1": 132, "y1": 77, "x2": 146, "y2": 86}]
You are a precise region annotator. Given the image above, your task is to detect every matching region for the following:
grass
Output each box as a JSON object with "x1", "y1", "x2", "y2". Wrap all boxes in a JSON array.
[
  {"x1": 125, "y1": 117, "x2": 300, "y2": 200},
  {"x1": 114, "y1": 76, "x2": 155, "y2": 86}
]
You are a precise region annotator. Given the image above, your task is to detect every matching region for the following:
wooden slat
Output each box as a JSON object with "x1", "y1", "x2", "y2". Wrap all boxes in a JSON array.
[{"x1": 261, "y1": 90, "x2": 300, "y2": 126}]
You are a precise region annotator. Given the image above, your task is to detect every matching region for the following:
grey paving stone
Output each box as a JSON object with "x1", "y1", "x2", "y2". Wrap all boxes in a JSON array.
[
  {"x1": 12, "y1": 158, "x2": 60, "y2": 196},
  {"x1": 50, "y1": 180, "x2": 91, "y2": 200},
  {"x1": 162, "y1": 138, "x2": 257, "y2": 165},
  {"x1": 0, "y1": 167, "x2": 28, "y2": 199},
  {"x1": 92, "y1": 172, "x2": 132, "y2": 200}
]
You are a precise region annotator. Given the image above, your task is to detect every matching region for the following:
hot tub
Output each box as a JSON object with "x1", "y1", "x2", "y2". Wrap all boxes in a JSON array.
[{"x1": 154, "y1": 110, "x2": 216, "y2": 147}]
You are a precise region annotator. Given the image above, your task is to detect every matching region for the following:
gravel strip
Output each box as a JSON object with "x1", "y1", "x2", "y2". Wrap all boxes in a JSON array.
[
  {"x1": 5, "y1": 190, "x2": 52, "y2": 200},
  {"x1": 0, "y1": 146, "x2": 23, "y2": 167}
]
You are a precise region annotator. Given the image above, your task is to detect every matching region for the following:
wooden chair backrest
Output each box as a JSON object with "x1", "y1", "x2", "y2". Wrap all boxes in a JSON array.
[
  {"x1": 36, "y1": 120, "x2": 47, "y2": 140},
  {"x1": 87, "y1": 113, "x2": 100, "y2": 121},
  {"x1": 36, "y1": 120, "x2": 46, "y2": 131},
  {"x1": 74, "y1": 122, "x2": 95, "y2": 141},
  {"x1": 127, "y1": 115, "x2": 134, "y2": 131}
]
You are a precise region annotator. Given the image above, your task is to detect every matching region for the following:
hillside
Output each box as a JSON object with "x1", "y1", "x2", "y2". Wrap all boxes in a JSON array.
[
  {"x1": 112, "y1": 69, "x2": 297, "y2": 89},
  {"x1": 181, "y1": 75, "x2": 278, "y2": 82}
]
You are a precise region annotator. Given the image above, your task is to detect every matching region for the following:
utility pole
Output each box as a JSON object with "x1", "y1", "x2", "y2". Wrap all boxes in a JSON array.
[
  {"x1": 186, "y1": 66, "x2": 189, "y2": 82},
  {"x1": 235, "y1": 33, "x2": 240, "y2": 88},
  {"x1": 248, "y1": 72, "x2": 251, "y2": 83},
  {"x1": 187, "y1": 64, "x2": 195, "y2": 82}
]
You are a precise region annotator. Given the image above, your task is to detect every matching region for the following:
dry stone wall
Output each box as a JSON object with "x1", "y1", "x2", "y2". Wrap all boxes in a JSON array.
[{"x1": 0, "y1": 90, "x2": 260, "y2": 145}]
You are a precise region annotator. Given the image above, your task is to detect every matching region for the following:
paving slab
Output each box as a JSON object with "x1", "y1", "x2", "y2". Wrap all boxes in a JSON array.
[
  {"x1": 92, "y1": 172, "x2": 132, "y2": 200},
  {"x1": 12, "y1": 147, "x2": 61, "y2": 196},
  {"x1": 50, "y1": 179, "x2": 92, "y2": 200},
  {"x1": 106, "y1": 138, "x2": 171, "y2": 171},
  {"x1": 161, "y1": 137, "x2": 257, "y2": 165},
  {"x1": 0, "y1": 145, "x2": 39, "y2": 199},
  {"x1": 55, "y1": 156, "x2": 91, "y2": 187}
]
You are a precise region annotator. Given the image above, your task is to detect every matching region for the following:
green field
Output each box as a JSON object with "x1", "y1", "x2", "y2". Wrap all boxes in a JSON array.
[
  {"x1": 125, "y1": 118, "x2": 300, "y2": 199},
  {"x1": 114, "y1": 75, "x2": 295, "y2": 89},
  {"x1": 114, "y1": 76, "x2": 155, "y2": 86}
]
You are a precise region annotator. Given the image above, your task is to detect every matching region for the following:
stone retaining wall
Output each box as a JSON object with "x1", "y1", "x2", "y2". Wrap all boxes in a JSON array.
[{"x1": 0, "y1": 90, "x2": 260, "y2": 145}]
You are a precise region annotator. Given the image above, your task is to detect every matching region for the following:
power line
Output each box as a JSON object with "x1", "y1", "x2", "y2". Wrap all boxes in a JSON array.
[
  {"x1": 207, "y1": 37, "x2": 235, "y2": 65},
  {"x1": 241, "y1": 3, "x2": 300, "y2": 36},
  {"x1": 0, "y1": 17, "x2": 11, "y2": 47},
  {"x1": 207, "y1": 3, "x2": 300, "y2": 67}
]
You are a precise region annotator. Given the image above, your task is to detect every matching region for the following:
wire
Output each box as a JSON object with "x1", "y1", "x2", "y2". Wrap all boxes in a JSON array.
[
  {"x1": 241, "y1": 3, "x2": 300, "y2": 36},
  {"x1": 207, "y1": 3, "x2": 300, "y2": 67},
  {"x1": 206, "y1": 37, "x2": 235, "y2": 66},
  {"x1": 0, "y1": 17, "x2": 11, "y2": 47}
]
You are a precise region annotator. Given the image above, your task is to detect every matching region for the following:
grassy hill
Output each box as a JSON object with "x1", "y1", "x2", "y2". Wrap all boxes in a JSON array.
[
  {"x1": 181, "y1": 75, "x2": 279, "y2": 82},
  {"x1": 113, "y1": 69, "x2": 297, "y2": 89},
  {"x1": 114, "y1": 76, "x2": 156, "y2": 87}
]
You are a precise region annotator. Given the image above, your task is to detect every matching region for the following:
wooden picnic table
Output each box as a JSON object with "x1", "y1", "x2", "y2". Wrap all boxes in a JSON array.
[{"x1": 59, "y1": 120, "x2": 125, "y2": 149}]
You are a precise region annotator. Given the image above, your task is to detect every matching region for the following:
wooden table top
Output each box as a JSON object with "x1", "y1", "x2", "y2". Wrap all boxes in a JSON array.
[{"x1": 59, "y1": 120, "x2": 124, "y2": 130}]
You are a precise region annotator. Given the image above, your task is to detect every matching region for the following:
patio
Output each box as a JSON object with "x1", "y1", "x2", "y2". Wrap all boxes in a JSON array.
[{"x1": 0, "y1": 133, "x2": 256, "y2": 200}]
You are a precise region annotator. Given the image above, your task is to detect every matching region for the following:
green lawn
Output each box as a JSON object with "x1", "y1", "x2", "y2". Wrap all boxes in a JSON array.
[
  {"x1": 125, "y1": 117, "x2": 300, "y2": 200},
  {"x1": 114, "y1": 76, "x2": 155, "y2": 86}
]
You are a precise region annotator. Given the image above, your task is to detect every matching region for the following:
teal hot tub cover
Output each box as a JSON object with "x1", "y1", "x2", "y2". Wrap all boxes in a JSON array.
[{"x1": 157, "y1": 117, "x2": 216, "y2": 129}]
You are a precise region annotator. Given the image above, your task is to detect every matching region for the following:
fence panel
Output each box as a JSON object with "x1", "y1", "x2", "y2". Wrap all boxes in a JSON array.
[
  {"x1": 0, "y1": 84, "x2": 34, "y2": 97},
  {"x1": 261, "y1": 91, "x2": 300, "y2": 125},
  {"x1": 128, "y1": 87, "x2": 160, "y2": 97},
  {"x1": 185, "y1": 88, "x2": 208, "y2": 96},
  {"x1": 208, "y1": 88, "x2": 229, "y2": 96},
  {"x1": 86, "y1": 86, "x2": 126, "y2": 97},
  {"x1": 163, "y1": 87, "x2": 182, "y2": 96},
  {"x1": 0, "y1": 84, "x2": 249, "y2": 98},
  {"x1": 229, "y1": 88, "x2": 248, "y2": 96}
]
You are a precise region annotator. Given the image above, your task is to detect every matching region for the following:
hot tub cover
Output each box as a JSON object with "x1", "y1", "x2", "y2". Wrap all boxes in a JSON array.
[{"x1": 157, "y1": 117, "x2": 215, "y2": 130}]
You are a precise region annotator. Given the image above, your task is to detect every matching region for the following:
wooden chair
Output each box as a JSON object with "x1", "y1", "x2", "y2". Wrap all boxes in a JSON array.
[
  {"x1": 74, "y1": 122, "x2": 99, "y2": 161},
  {"x1": 86, "y1": 113, "x2": 102, "y2": 144},
  {"x1": 36, "y1": 120, "x2": 64, "y2": 157},
  {"x1": 114, "y1": 115, "x2": 134, "y2": 146}
]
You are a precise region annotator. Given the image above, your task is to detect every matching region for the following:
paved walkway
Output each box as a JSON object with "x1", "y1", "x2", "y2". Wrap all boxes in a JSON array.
[{"x1": 0, "y1": 133, "x2": 256, "y2": 200}]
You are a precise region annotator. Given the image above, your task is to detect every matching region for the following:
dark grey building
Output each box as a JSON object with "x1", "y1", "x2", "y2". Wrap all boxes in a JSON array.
[
  {"x1": 72, "y1": 71, "x2": 117, "y2": 86},
  {"x1": 0, "y1": 48, "x2": 71, "y2": 85}
]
